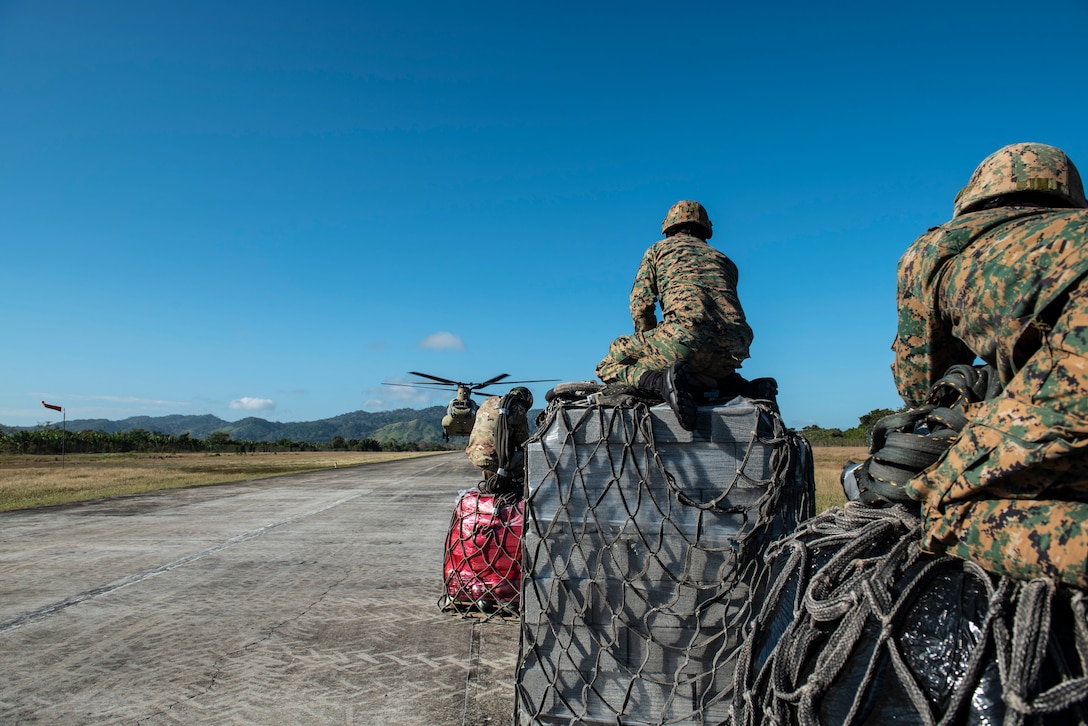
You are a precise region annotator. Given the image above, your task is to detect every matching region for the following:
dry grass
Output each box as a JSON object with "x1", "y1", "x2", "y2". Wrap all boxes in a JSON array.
[
  {"x1": 812, "y1": 445, "x2": 866, "y2": 513},
  {"x1": 0, "y1": 451, "x2": 447, "y2": 512},
  {"x1": 1, "y1": 445, "x2": 865, "y2": 515}
]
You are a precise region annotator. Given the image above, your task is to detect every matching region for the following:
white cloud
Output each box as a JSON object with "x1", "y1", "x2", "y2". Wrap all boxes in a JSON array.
[
  {"x1": 418, "y1": 331, "x2": 465, "y2": 350},
  {"x1": 229, "y1": 397, "x2": 276, "y2": 411}
]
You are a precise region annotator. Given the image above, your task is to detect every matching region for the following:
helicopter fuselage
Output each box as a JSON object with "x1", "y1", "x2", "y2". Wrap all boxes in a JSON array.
[{"x1": 442, "y1": 395, "x2": 479, "y2": 437}]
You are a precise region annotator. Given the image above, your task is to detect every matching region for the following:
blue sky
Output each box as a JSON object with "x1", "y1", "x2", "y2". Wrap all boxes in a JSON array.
[{"x1": 2, "y1": 1, "x2": 1087, "y2": 431}]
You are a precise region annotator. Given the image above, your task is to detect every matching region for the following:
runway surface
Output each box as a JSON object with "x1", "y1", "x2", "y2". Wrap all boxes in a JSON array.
[{"x1": 0, "y1": 452, "x2": 519, "y2": 725}]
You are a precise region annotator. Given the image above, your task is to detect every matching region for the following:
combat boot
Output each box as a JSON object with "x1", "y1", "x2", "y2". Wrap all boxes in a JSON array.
[{"x1": 638, "y1": 362, "x2": 698, "y2": 431}]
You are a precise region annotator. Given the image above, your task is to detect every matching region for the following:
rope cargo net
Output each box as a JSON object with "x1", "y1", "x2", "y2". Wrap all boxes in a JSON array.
[
  {"x1": 440, "y1": 489, "x2": 524, "y2": 621},
  {"x1": 729, "y1": 503, "x2": 1088, "y2": 725},
  {"x1": 440, "y1": 392, "x2": 531, "y2": 621},
  {"x1": 515, "y1": 398, "x2": 815, "y2": 725}
]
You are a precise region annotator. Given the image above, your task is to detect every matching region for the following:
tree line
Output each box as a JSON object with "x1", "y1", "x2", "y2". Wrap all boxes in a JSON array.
[
  {"x1": 797, "y1": 408, "x2": 898, "y2": 446},
  {"x1": 0, "y1": 427, "x2": 454, "y2": 456},
  {"x1": 1, "y1": 407, "x2": 899, "y2": 456}
]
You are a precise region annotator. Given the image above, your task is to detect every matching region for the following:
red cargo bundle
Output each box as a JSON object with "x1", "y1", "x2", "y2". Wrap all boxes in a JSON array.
[{"x1": 442, "y1": 490, "x2": 523, "y2": 614}]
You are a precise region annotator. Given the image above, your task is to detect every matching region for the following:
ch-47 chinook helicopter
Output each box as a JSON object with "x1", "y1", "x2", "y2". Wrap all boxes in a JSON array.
[{"x1": 385, "y1": 372, "x2": 557, "y2": 442}]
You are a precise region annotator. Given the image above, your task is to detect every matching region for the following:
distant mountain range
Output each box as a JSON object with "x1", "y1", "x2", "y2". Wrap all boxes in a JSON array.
[{"x1": 5, "y1": 407, "x2": 456, "y2": 444}]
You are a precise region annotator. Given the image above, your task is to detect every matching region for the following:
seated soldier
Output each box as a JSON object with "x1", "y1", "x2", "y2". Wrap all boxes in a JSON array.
[
  {"x1": 891, "y1": 142, "x2": 1088, "y2": 587},
  {"x1": 596, "y1": 200, "x2": 754, "y2": 430}
]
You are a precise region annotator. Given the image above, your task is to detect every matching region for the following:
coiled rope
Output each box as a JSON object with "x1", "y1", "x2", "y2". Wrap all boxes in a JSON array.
[{"x1": 729, "y1": 504, "x2": 1088, "y2": 725}]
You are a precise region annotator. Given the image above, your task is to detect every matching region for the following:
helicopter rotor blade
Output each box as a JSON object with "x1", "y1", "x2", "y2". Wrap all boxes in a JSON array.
[
  {"x1": 382, "y1": 382, "x2": 456, "y2": 390},
  {"x1": 408, "y1": 371, "x2": 460, "y2": 386},
  {"x1": 472, "y1": 374, "x2": 511, "y2": 390},
  {"x1": 395, "y1": 372, "x2": 562, "y2": 393},
  {"x1": 472, "y1": 378, "x2": 563, "y2": 390}
]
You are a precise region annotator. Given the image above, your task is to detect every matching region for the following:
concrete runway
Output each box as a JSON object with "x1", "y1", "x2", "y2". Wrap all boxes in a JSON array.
[{"x1": 0, "y1": 453, "x2": 520, "y2": 725}]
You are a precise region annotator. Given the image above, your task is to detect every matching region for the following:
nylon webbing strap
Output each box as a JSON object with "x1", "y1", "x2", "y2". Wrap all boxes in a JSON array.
[
  {"x1": 856, "y1": 364, "x2": 1001, "y2": 505},
  {"x1": 480, "y1": 392, "x2": 526, "y2": 496}
]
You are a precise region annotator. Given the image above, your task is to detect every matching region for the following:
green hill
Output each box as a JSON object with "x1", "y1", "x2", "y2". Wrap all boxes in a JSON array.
[{"x1": 5, "y1": 407, "x2": 453, "y2": 444}]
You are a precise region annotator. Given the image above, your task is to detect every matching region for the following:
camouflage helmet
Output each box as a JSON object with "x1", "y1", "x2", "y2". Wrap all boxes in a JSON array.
[
  {"x1": 953, "y1": 143, "x2": 1087, "y2": 217},
  {"x1": 661, "y1": 200, "x2": 713, "y2": 239},
  {"x1": 509, "y1": 386, "x2": 533, "y2": 407}
]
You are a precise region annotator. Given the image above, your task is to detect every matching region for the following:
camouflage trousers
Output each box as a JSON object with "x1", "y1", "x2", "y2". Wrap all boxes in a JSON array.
[
  {"x1": 907, "y1": 282, "x2": 1088, "y2": 588},
  {"x1": 595, "y1": 322, "x2": 742, "y2": 387}
]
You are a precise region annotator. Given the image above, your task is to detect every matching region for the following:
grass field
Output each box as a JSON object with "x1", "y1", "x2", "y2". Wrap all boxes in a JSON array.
[
  {"x1": 0, "y1": 450, "x2": 446, "y2": 512},
  {"x1": 812, "y1": 445, "x2": 865, "y2": 512},
  {"x1": 0, "y1": 445, "x2": 863, "y2": 514}
]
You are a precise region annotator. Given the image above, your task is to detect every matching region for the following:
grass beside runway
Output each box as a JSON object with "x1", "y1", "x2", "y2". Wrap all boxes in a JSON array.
[
  {"x1": 0, "y1": 446, "x2": 859, "y2": 513},
  {"x1": 0, "y1": 450, "x2": 449, "y2": 512}
]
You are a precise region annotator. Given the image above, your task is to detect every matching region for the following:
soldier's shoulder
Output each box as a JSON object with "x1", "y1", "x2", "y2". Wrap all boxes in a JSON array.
[
  {"x1": 1031, "y1": 207, "x2": 1088, "y2": 233},
  {"x1": 960, "y1": 207, "x2": 1088, "y2": 245}
]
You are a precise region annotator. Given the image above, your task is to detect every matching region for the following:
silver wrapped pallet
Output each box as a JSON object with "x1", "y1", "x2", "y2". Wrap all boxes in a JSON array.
[{"x1": 516, "y1": 397, "x2": 815, "y2": 726}]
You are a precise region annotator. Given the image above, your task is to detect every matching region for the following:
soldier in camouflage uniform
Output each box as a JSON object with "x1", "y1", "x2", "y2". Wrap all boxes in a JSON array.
[
  {"x1": 596, "y1": 201, "x2": 754, "y2": 429},
  {"x1": 892, "y1": 142, "x2": 1088, "y2": 587},
  {"x1": 465, "y1": 387, "x2": 532, "y2": 488}
]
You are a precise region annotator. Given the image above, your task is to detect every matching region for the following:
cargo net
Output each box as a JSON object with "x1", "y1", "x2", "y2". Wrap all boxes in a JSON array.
[
  {"x1": 516, "y1": 399, "x2": 814, "y2": 725},
  {"x1": 440, "y1": 489, "x2": 523, "y2": 622},
  {"x1": 730, "y1": 503, "x2": 1088, "y2": 725}
]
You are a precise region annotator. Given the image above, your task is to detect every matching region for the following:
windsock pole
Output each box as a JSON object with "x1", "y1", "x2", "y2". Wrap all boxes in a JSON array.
[{"x1": 41, "y1": 401, "x2": 65, "y2": 468}]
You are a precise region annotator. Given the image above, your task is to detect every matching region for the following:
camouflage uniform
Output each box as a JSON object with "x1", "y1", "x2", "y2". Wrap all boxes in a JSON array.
[
  {"x1": 893, "y1": 143, "x2": 1088, "y2": 588},
  {"x1": 465, "y1": 390, "x2": 532, "y2": 481},
  {"x1": 596, "y1": 202, "x2": 753, "y2": 386}
]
